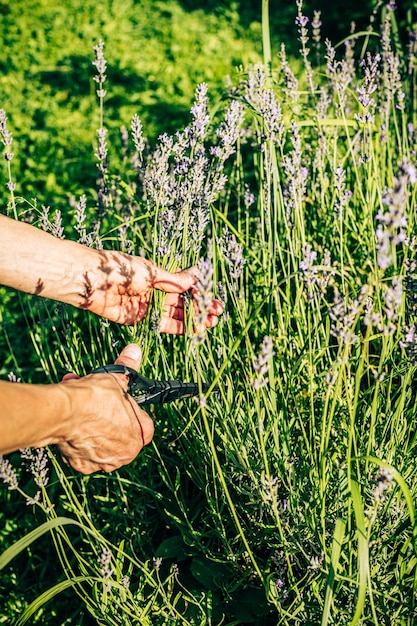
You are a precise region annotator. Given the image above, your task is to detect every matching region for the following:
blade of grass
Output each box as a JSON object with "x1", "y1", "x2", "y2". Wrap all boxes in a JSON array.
[{"x1": 321, "y1": 518, "x2": 346, "y2": 626}]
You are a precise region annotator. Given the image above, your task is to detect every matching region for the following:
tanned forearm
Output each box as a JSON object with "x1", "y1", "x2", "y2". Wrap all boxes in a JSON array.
[
  {"x1": 0, "y1": 380, "x2": 71, "y2": 454},
  {"x1": 0, "y1": 213, "x2": 97, "y2": 308}
]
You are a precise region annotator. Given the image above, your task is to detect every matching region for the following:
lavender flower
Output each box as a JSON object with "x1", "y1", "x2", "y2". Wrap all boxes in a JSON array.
[
  {"x1": 74, "y1": 194, "x2": 88, "y2": 244},
  {"x1": 0, "y1": 456, "x2": 19, "y2": 490},
  {"x1": 251, "y1": 336, "x2": 275, "y2": 390},
  {"x1": 380, "y1": 13, "x2": 405, "y2": 112},
  {"x1": 312, "y1": 11, "x2": 322, "y2": 45},
  {"x1": 51, "y1": 210, "x2": 65, "y2": 239},
  {"x1": 20, "y1": 448, "x2": 50, "y2": 488},
  {"x1": 355, "y1": 53, "x2": 380, "y2": 124},
  {"x1": 131, "y1": 114, "x2": 146, "y2": 168},
  {"x1": 218, "y1": 226, "x2": 246, "y2": 279},
  {"x1": 40, "y1": 205, "x2": 51, "y2": 232},
  {"x1": 95, "y1": 126, "x2": 108, "y2": 175},
  {"x1": 400, "y1": 324, "x2": 417, "y2": 365},
  {"x1": 295, "y1": 0, "x2": 314, "y2": 92},
  {"x1": 99, "y1": 546, "x2": 114, "y2": 579},
  {"x1": 153, "y1": 556, "x2": 163, "y2": 572},
  {"x1": 189, "y1": 83, "x2": 210, "y2": 146},
  {"x1": 404, "y1": 260, "x2": 417, "y2": 315},
  {"x1": 299, "y1": 245, "x2": 334, "y2": 299},
  {"x1": 279, "y1": 45, "x2": 299, "y2": 100},
  {"x1": 309, "y1": 553, "x2": 323, "y2": 571},
  {"x1": 143, "y1": 133, "x2": 174, "y2": 209},
  {"x1": 121, "y1": 576, "x2": 130, "y2": 589},
  {"x1": 0, "y1": 109, "x2": 14, "y2": 161},
  {"x1": 92, "y1": 40, "x2": 107, "y2": 99},
  {"x1": 272, "y1": 550, "x2": 289, "y2": 599},
  {"x1": 8, "y1": 371, "x2": 21, "y2": 383},
  {"x1": 244, "y1": 184, "x2": 255, "y2": 210},
  {"x1": 325, "y1": 39, "x2": 355, "y2": 111},
  {"x1": 329, "y1": 287, "x2": 368, "y2": 346},
  {"x1": 382, "y1": 277, "x2": 402, "y2": 334},
  {"x1": 282, "y1": 122, "x2": 308, "y2": 224},
  {"x1": 407, "y1": 26, "x2": 417, "y2": 76},
  {"x1": 262, "y1": 475, "x2": 279, "y2": 502},
  {"x1": 244, "y1": 66, "x2": 284, "y2": 143},
  {"x1": 376, "y1": 162, "x2": 415, "y2": 270},
  {"x1": 373, "y1": 467, "x2": 394, "y2": 503},
  {"x1": 210, "y1": 99, "x2": 245, "y2": 163},
  {"x1": 333, "y1": 165, "x2": 353, "y2": 220},
  {"x1": 194, "y1": 257, "x2": 214, "y2": 342}
]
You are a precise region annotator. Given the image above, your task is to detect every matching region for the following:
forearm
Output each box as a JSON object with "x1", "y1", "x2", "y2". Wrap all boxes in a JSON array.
[
  {"x1": 0, "y1": 214, "x2": 98, "y2": 308},
  {"x1": 0, "y1": 380, "x2": 70, "y2": 454}
]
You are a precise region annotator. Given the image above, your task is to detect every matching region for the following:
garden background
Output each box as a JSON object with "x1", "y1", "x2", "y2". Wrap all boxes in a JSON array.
[{"x1": 1, "y1": 0, "x2": 417, "y2": 624}]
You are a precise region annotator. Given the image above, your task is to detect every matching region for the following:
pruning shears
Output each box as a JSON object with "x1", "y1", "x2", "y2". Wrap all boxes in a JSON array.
[{"x1": 90, "y1": 364, "x2": 216, "y2": 406}]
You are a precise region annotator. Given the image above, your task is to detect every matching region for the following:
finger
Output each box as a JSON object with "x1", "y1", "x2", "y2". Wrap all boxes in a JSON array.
[
  {"x1": 205, "y1": 299, "x2": 225, "y2": 317},
  {"x1": 163, "y1": 292, "x2": 187, "y2": 307},
  {"x1": 164, "y1": 293, "x2": 224, "y2": 318},
  {"x1": 205, "y1": 314, "x2": 219, "y2": 329},
  {"x1": 153, "y1": 266, "x2": 197, "y2": 294},
  {"x1": 62, "y1": 373, "x2": 80, "y2": 382},
  {"x1": 159, "y1": 316, "x2": 185, "y2": 335},
  {"x1": 114, "y1": 343, "x2": 142, "y2": 371},
  {"x1": 162, "y1": 304, "x2": 185, "y2": 321}
]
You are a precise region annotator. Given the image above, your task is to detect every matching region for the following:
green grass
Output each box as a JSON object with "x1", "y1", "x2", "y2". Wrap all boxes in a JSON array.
[
  {"x1": 2, "y1": 1, "x2": 417, "y2": 624},
  {"x1": 0, "y1": 0, "x2": 263, "y2": 211}
]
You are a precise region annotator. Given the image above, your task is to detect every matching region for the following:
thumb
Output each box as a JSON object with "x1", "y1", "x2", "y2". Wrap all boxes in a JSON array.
[
  {"x1": 153, "y1": 266, "x2": 197, "y2": 294},
  {"x1": 114, "y1": 343, "x2": 142, "y2": 372}
]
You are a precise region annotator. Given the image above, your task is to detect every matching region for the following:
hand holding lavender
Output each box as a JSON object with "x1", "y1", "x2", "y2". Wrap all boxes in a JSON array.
[{"x1": 0, "y1": 214, "x2": 223, "y2": 333}]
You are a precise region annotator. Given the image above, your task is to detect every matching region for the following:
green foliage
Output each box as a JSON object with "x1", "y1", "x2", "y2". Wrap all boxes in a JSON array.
[
  {"x1": 0, "y1": 0, "x2": 262, "y2": 211},
  {"x1": 2, "y1": 1, "x2": 417, "y2": 625}
]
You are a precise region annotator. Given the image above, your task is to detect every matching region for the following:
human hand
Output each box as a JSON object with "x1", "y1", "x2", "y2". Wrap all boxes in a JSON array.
[
  {"x1": 58, "y1": 344, "x2": 154, "y2": 474},
  {"x1": 80, "y1": 251, "x2": 223, "y2": 333}
]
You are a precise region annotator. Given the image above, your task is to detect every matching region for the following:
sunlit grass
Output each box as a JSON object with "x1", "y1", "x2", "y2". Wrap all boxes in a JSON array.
[{"x1": 2, "y1": 1, "x2": 417, "y2": 624}]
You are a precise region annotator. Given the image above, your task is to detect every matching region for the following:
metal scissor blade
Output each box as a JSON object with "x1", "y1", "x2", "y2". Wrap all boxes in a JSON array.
[{"x1": 134, "y1": 379, "x2": 210, "y2": 406}]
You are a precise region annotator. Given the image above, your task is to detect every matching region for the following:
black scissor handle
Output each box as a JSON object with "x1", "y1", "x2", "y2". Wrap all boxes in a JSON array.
[{"x1": 90, "y1": 364, "x2": 214, "y2": 406}]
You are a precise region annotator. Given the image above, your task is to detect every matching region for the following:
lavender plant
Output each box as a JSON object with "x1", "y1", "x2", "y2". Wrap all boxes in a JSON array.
[{"x1": 2, "y1": 2, "x2": 417, "y2": 625}]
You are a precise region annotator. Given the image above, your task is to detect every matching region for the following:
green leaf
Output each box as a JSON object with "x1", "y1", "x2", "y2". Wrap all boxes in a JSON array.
[
  {"x1": 350, "y1": 479, "x2": 369, "y2": 626},
  {"x1": 321, "y1": 518, "x2": 346, "y2": 626},
  {"x1": 15, "y1": 576, "x2": 94, "y2": 626},
  {"x1": 155, "y1": 535, "x2": 188, "y2": 560},
  {"x1": 0, "y1": 516, "x2": 85, "y2": 570},
  {"x1": 190, "y1": 557, "x2": 231, "y2": 590}
]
